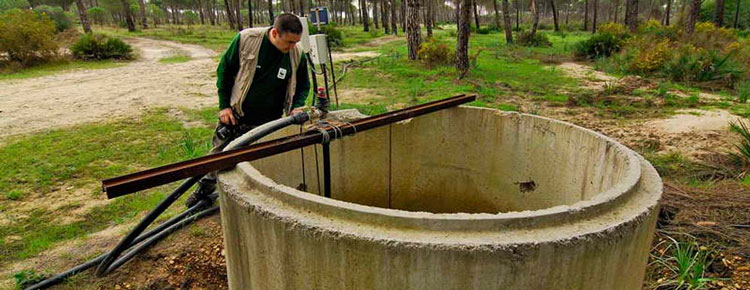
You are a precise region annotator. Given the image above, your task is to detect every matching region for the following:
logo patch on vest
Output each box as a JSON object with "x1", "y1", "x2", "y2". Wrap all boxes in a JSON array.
[{"x1": 277, "y1": 68, "x2": 288, "y2": 79}]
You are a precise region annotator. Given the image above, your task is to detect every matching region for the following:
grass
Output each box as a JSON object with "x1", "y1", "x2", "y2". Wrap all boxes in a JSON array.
[
  {"x1": 158, "y1": 55, "x2": 192, "y2": 64},
  {"x1": 0, "y1": 59, "x2": 126, "y2": 81},
  {"x1": 98, "y1": 25, "x2": 237, "y2": 52},
  {"x1": 332, "y1": 28, "x2": 581, "y2": 112},
  {"x1": 651, "y1": 235, "x2": 718, "y2": 290},
  {"x1": 0, "y1": 107, "x2": 216, "y2": 265}
]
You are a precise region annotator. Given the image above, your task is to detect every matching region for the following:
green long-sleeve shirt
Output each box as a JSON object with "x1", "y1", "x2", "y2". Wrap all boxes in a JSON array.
[{"x1": 216, "y1": 31, "x2": 310, "y2": 126}]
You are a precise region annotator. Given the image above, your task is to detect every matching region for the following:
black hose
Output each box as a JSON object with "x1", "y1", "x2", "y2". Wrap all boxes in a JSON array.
[
  {"x1": 26, "y1": 112, "x2": 312, "y2": 289},
  {"x1": 25, "y1": 199, "x2": 212, "y2": 290}
]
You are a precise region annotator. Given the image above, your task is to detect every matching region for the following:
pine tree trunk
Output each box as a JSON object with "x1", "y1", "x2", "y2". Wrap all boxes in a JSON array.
[
  {"x1": 236, "y1": 0, "x2": 244, "y2": 29},
  {"x1": 121, "y1": 0, "x2": 136, "y2": 31},
  {"x1": 382, "y1": 0, "x2": 390, "y2": 33},
  {"x1": 137, "y1": 0, "x2": 148, "y2": 28},
  {"x1": 390, "y1": 0, "x2": 398, "y2": 34},
  {"x1": 424, "y1": 0, "x2": 433, "y2": 36},
  {"x1": 549, "y1": 0, "x2": 559, "y2": 31},
  {"x1": 198, "y1": 0, "x2": 206, "y2": 25},
  {"x1": 715, "y1": 0, "x2": 725, "y2": 26},
  {"x1": 502, "y1": 0, "x2": 513, "y2": 44},
  {"x1": 472, "y1": 0, "x2": 480, "y2": 29},
  {"x1": 406, "y1": 0, "x2": 421, "y2": 60},
  {"x1": 665, "y1": 0, "x2": 671, "y2": 25},
  {"x1": 584, "y1": 0, "x2": 589, "y2": 30},
  {"x1": 225, "y1": 0, "x2": 236, "y2": 29},
  {"x1": 515, "y1": 0, "x2": 519, "y2": 29},
  {"x1": 625, "y1": 0, "x2": 638, "y2": 32},
  {"x1": 75, "y1": 0, "x2": 92, "y2": 33},
  {"x1": 613, "y1": 0, "x2": 619, "y2": 23},
  {"x1": 734, "y1": 0, "x2": 741, "y2": 28},
  {"x1": 373, "y1": 0, "x2": 380, "y2": 28},
  {"x1": 686, "y1": 0, "x2": 700, "y2": 34},
  {"x1": 530, "y1": 0, "x2": 539, "y2": 36},
  {"x1": 592, "y1": 0, "x2": 597, "y2": 32},
  {"x1": 247, "y1": 0, "x2": 253, "y2": 27},
  {"x1": 267, "y1": 0, "x2": 273, "y2": 25},
  {"x1": 492, "y1": 0, "x2": 501, "y2": 28},
  {"x1": 401, "y1": 0, "x2": 406, "y2": 32},
  {"x1": 361, "y1": 0, "x2": 370, "y2": 31},
  {"x1": 456, "y1": 0, "x2": 471, "y2": 78}
]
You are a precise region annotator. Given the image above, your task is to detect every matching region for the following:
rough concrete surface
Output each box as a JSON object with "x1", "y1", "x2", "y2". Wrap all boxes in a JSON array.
[{"x1": 217, "y1": 106, "x2": 662, "y2": 290}]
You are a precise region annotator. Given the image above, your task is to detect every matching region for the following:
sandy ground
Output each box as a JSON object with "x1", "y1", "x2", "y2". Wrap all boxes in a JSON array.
[{"x1": 0, "y1": 37, "x2": 218, "y2": 139}]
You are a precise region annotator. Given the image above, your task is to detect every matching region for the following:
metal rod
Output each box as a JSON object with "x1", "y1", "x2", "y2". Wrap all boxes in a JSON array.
[
  {"x1": 322, "y1": 142, "x2": 331, "y2": 198},
  {"x1": 326, "y1": 36, "x2": 338, "y2": 106},
  {"x1": 321, "y1": 63, "x2": 331, "y2": 107},
  {"x1": 306, "y1": 52, "x2": 319, "y2": 107},
  {"x1": 103, "y1": 94, "x2": 476, "y2": 198}
]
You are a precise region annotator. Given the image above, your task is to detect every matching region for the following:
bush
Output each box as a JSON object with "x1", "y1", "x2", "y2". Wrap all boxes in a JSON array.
[
  {"x1": 0, "y1": 9, "x2": 58, "y2": 66},
  {"x1": 310, "y1": 24, "x2": 343, "y2": 48},
  {"x1": 417, "y1": 37, "x2": 455, "y2": 67},
  {"x1": 70, "y1": 33, "x2": 133, "y2": 60},
  {"x1": 516, "y1": 31, "x2": 552, "y2": 47},
  {"x1": 599, "y1": 22, "x2": 628, "y2": 36},
  {"x1": 0, "y1": 0, "x2": 29, "y2": 11},
  {"x1": 628, "y1": 39, "x2": 671, "y2": 73},
  {"x1": 476, "y1": 27, "x2": 491, "y2": 34},
  {"x1": 660, "y1": 44, "x2": 742, "y2": 84},
  {"x1": 34, "y1": 5, "x2": 71, "y2": 32},
  {"x1": 573, "y1": 33, "x2": 624, "y2": 59}
]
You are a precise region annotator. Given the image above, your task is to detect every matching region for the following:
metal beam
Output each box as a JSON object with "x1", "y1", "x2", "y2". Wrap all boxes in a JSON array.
[{"x1": 103, "y1": 94, "x2": 476, "y2": 198}]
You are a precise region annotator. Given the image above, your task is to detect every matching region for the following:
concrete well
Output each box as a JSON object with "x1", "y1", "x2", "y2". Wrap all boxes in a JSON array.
[{"x1": 217, "y1": 106, "x2": 662, "y2": 290}]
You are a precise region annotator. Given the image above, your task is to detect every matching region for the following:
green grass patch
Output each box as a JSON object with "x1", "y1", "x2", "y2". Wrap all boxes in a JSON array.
[
  {"x1": 158, "y1": 54, "x2": 192, "y2": 64},
  {"x1": 0, "y1": 108, "x2": 215, "y2": 264},
  {"x1": 98, "y1": 25, "x2": 237, "y2": 52},
  {"x1": 0, "y1": 59, "x2": 126, "y2": 81}
]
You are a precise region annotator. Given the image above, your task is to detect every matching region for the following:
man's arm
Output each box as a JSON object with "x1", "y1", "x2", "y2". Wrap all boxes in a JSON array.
[
  {"x1": 291, "y1": 54, "x2": 310, "y2": 109},
  {"x1": 216, "y1": 33, "x2": 242, "y2": 110}
]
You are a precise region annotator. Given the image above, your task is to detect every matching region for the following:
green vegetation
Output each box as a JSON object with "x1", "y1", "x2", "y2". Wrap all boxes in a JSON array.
[
  {"x1": 71, "y1": 33, "x2": 133, "y2": 60},
  {"x1": 334, "y1": 28, "x2": 581, "y2": 113},
  {"x1": 0, "y1": 9, "x2": 58, "y2": 66},
  {"x1": 651, "y1": 235, "x2": 718, "y2": 290},
  {"x1": 13, "y1": 269, "x2": 45, "y2": 289},
  {"x1": 159, "y1": 54, "x2": 192, "y2": 64},
  {"x1": 99, "y1": 25, "x2": 237, "y2": 52},
  {"x1": 583, "y1": 21, "x2": 748, "y2": 90},
  {"x1": 730, "y1": 119, "x2": 750, "y2": 167},
  {"x1": 0, "y1": 108, "x2": 215, "y2": 264}
]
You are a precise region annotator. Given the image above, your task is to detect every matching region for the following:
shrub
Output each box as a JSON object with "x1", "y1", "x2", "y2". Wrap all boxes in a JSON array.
[
  {"x1": 628, "y1": 39, "x2": 671, "y2": 73},
  {"x1": 637, "y1": 19, "x2": 662, "y2": 33},
  {"x1": 0, "y1": 0, "x2": 29, "y2": 11},
  {"x1": 310, "y1": 24, "x2": 343, "y2": 48},
  {"x1": 70, "y1": 33, "x2": 133, "y2": 60},
  {"x1": 573, "y1": 33, "x2": 624, "y2": 59},
  {"x1": 476, "y1": 27, "x2": 491, "y2": 34},
  {"x1": 660, "y1": 45, "x2": 742, "y2": 84},
  {"x1": 417, "y1": 37, "x2": 455, "y2": 67},
  {"x1": 516, "y1": 31, "x2": 552, "y2": 47},
  {"x1": 598, "y1": 22, "x2": 628, "y2": 37},
  {"x1": 34, "y1": 5, "x2": 71, "y2": 32},
  {"x1": 0, "y1": 9, "x2": 58, "y2": 66},
  {"x1": 737, "y1": 81, "x2": 750, "y2": 103}
]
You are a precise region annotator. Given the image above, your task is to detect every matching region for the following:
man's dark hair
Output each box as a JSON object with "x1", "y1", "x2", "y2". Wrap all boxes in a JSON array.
[{"x1": 273, "y1": 13, "x2": 303, "y2": 35}]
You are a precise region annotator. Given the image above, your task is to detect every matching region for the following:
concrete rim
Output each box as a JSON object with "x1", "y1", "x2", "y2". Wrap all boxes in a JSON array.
[{"x1": 224, "y1": 107, "x2": 648, "y2": 234}]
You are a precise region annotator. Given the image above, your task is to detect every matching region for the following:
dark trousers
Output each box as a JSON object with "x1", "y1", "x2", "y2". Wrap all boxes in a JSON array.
[{"x1": 198, "y1": 121, "x2": 255, "y2": 190}]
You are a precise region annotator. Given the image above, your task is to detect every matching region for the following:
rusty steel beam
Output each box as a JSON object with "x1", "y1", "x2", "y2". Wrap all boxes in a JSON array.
[{"x1": 103, "y1": 94, "x2": 476, "y2": 198}]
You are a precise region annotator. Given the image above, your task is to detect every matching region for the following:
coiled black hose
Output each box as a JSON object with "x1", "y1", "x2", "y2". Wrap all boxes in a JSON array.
[{"x1": 26, "y1": 112, "x2": 312, "y2": 289}]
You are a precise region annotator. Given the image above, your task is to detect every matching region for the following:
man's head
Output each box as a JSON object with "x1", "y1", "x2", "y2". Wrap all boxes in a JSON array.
[{"x1": 269, "y1": 13, "x2": 303, "y2": 53}]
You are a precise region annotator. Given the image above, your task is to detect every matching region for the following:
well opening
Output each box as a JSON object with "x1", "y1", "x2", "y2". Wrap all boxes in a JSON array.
[{"x1": 248, "y1": 107, "x2": 636, "y2": 214}]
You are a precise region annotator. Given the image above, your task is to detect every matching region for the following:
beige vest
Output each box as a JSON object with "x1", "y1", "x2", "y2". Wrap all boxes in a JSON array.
[{"x1": 229, "y1": 27, "x2": 302, "y2": 116}]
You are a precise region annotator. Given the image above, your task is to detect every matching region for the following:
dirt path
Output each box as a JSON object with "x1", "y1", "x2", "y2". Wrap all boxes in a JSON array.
[{"x1": 0, "y1": 37, "x2": 218, "y2": 139}]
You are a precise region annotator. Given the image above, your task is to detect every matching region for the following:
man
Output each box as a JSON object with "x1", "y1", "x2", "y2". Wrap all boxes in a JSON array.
[{"x1": 186, "y1": 13, "x2": 310, "y2": 207}]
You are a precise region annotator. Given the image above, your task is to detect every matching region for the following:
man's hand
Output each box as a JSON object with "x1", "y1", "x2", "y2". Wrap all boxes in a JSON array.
[{"x1": 219, "y1": 108, "x2": 237, "y2": 125}]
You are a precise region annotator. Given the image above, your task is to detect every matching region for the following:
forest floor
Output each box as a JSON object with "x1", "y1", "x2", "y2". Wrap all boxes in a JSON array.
[{"x1": 0, "y1": 25, "x2": 748, "y2": 290}]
